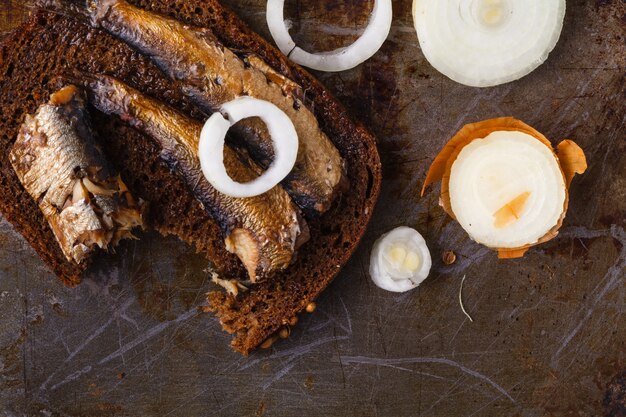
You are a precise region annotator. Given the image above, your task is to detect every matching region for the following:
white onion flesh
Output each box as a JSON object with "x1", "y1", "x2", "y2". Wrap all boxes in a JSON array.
[
  {"x1": 449, "y1": 131, "x2": 566, "y2": 248},
  {"x1": 199, "y1": 97, "x2": 298, "y2": 198},
  {"x1": 412, "y1": 0, "x2": 566, "y2": 87},
  {"x1": 370, "y1": 227, "x2": 432, "y2": 293},
  {"x1": 266, "y1": 0, "x2": 393, "y2": 72}
]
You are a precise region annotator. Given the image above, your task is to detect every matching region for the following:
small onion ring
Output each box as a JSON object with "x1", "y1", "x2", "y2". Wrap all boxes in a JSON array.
[
  {"x1": 369, "y1": 227, "x2": 432, "y2": 293},
  {"x1": 199, "y1": 97, "x2": 299, "y2": 198},
  {"x1": 266, "y1": 0, "x2": 393, "y2": 72}
]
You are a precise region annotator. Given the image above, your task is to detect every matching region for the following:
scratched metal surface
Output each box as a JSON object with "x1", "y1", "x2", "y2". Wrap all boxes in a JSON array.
[{"x1": 0, "y1": 0, "x2": 624, "y2": 416}]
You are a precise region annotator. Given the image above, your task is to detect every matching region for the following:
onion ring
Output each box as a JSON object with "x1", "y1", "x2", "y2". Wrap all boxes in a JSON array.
[
  {"x1": 369, "y1": 227, "x2": 432, "y2": 293},
  {"x1": 266, "y1": 0, "x2": 393, "y2": 72},
  {"x1": 199, "y1": 97, "x2": 299, "y2": 198}
]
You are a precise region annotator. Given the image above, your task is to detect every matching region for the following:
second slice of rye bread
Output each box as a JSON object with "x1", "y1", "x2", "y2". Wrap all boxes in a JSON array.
[{"x1": 0, "y1": 0, "x2": 381, "y2": 354}]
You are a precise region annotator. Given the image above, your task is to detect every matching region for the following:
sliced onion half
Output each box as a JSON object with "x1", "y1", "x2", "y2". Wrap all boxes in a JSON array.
[
  {"x1": 370, "y1": 227, "x2": 432, "y2": 293},
  {"x1": 412, "y1": 0, "x2": 566, "y2": 87},
  {"x1": 422, "y1": 117, "x2": 587, "y2": 258},
  {"x1": 199, "y1": 97, "x2": 298, "y2": 198},
  {"x1": 266, "y1": 0, "x2": 393, "y2": 72}
]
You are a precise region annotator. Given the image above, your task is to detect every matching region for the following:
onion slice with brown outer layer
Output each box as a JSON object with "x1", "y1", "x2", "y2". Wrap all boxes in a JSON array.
[{"x1": 421, "y1": 117, "x2": 587, "y2": 259}]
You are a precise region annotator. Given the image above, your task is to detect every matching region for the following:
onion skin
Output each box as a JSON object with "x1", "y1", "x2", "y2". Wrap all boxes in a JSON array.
[
  {"x1": 557, "y1": 140, "x2": 588, "y2": 188},
  {"x1": 422, "y1": 117, "x2": 587, "y2": 259}
]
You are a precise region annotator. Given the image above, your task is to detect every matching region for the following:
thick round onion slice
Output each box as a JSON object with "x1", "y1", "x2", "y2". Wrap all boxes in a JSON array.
[
  {"x1": 450, "y1": 131, "x2": 565, "y2": 248},
  {"x1": 412, "y1": 0, "x2": 566, "y2": 87},
  {"x1": 266, "y1": 0, "x2": 393, "y2": 72},
  {"x1": 422, "y1": 117, "x2": 587, "y2": 259},
  {"x1": 199, "y1": 97, "x2": 298, "y2": 198},
  {"x1": 369, "y1": 227, "x2": 432, "y2": 293}
]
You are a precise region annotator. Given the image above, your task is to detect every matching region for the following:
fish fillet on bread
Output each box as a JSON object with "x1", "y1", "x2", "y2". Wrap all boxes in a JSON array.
[{"x1": 0, "y1": 0, "x2": 381, "y2": 354}]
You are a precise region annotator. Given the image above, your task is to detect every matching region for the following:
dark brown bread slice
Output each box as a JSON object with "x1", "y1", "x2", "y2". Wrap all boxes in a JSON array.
[
  {"x1": 0, "y1": 0, "x2": 381, "y2": 354},
  {"x1": 0, "y1": 10, "x2": 245, "y2": 286}
]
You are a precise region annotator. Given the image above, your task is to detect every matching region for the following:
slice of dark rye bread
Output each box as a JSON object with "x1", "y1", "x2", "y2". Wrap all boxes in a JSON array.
[{"x1": 0, "y1": 0, "x2": 381, "y2": 354}]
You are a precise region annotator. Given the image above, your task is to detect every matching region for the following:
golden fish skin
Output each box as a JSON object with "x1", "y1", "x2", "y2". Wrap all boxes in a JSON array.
[
  {"x1": 9, "y1": 86, "x2": 144, "y2": 264},
  {"x1": 80, "y1": 0, "x2": 347, "y2": 214},
  {"x1": 82, "y1": 75, "x2": 309, "y2": 282}
]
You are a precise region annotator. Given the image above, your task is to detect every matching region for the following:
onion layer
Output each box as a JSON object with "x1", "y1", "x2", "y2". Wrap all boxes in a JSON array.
[
  {"x1": 370, "y1": 227, "x2": 432, "y2": 292},
  {"x1": 412, "y1": 0, "x2": 566, "y2": 87},
  {"x1": 266, "y1": 0, "x2": 393, "y2": 72},
  {"x1": 199, "y1": 97, "x2": 298, "y2": 198},
  {"x1": 422, "y1": 117, "x2": 587, "y2": 258}
]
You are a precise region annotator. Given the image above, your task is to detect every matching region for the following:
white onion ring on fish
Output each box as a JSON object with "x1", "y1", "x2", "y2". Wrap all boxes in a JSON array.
[
  {"x1": 266, "y1": 0, "x2": 392, "y2": 72},
  {"x1": 199, "y1": 97, "x2": 299, "y2": 198}
]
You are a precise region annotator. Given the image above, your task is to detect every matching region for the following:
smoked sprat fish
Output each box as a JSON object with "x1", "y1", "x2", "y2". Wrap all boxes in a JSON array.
[
  {"x1": 9, "y1": 86, "x2": 143, "y2": 264},
  {"x1": 36, "y1": 0, "x2": 347, "y2": 214},
  {"x1": 80, "y1": 75, "x2": 309, "y2": 282}
]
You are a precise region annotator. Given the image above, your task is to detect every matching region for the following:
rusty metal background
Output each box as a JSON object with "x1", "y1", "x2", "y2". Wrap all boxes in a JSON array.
[{"x1": 0, "y1": 0, "x2": 624, "y2": 415}]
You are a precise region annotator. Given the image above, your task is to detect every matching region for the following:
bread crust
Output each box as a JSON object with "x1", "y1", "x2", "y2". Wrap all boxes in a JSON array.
[{"x1": 0, "y1": 0, "x2": 381, "y2": 354}]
